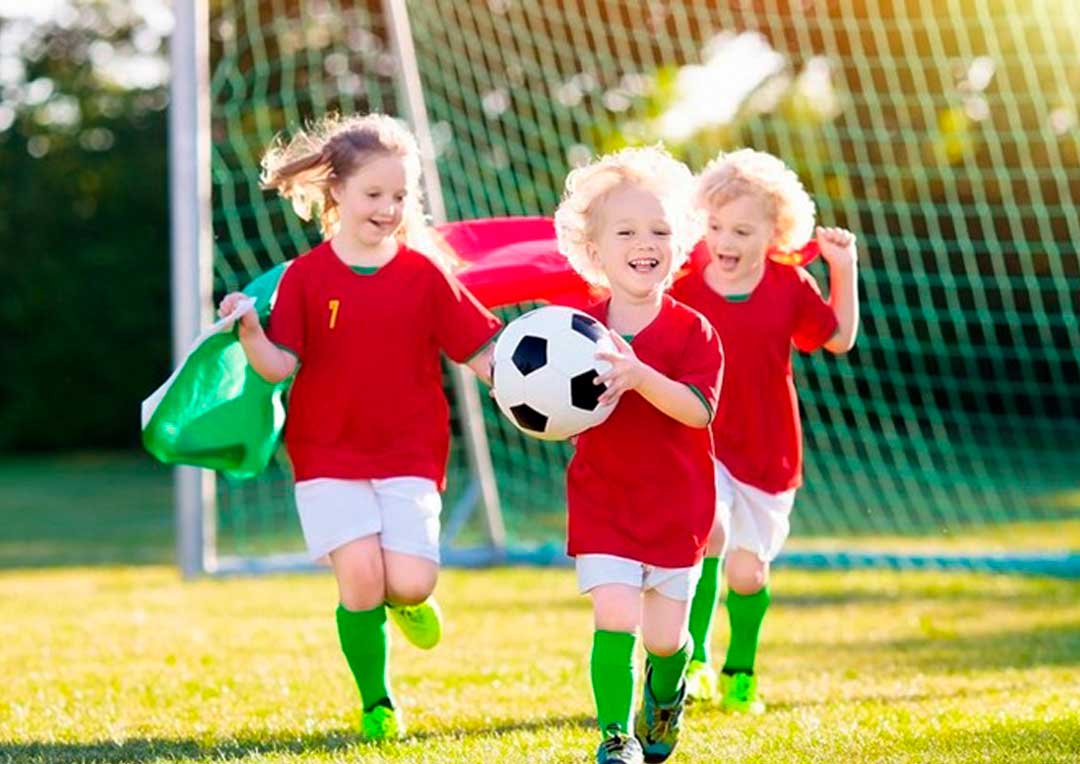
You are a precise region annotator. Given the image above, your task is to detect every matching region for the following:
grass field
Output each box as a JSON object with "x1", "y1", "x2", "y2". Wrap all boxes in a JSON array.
[{"x1": 1, "y1": 454, "x2": 1079, "y2": 763}]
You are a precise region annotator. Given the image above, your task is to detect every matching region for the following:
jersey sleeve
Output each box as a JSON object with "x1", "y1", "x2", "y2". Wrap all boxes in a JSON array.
[
  {"x1": 431, "y1": 263, "x2": 502, "y2": 363},
  {"x1": 677, "y1": 311, "x2": 724, "y2": 421},
  {"x1": 265, "y1": 263, "x2": 305, "y2": 359},
  {"x1": 791, "y1": 268, "x2": 840, "y2": 353}
]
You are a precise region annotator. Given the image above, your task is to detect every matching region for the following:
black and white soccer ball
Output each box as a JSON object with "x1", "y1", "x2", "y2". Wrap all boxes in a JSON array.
[{"x1": 492, "y1": 306, "x2": 617, "y2": 441}]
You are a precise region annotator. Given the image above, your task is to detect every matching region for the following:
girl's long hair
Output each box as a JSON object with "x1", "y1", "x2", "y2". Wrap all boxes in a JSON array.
[{"x1": 261, "y1": 113, "x2": 459, "y2": 269}]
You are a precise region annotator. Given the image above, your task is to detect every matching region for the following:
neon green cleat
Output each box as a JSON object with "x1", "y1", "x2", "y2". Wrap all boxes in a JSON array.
[
  {"x1": 684, "y1": 660, "x2": 718, "y2": 703},
  {"x1": 720, "y1": 671, "x2": 765, "y2": 715},
  {"x1": 361, "y1": 704, "x2": 404, "y2": 742},
  {"x1": 387, "y1": 598, "x2": 442, "y2": 650}
]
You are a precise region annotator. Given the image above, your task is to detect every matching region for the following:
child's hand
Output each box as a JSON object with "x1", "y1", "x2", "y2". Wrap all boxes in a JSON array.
[
  {"x1": 594, "y1": 331, "x2": 647, "y2": 406},
  {"x1": 816, "y1": 226, "x2": 857, "y2": 270},
  {"x1": 218, "y1": 292, "x2": 259, "y2": 332}
]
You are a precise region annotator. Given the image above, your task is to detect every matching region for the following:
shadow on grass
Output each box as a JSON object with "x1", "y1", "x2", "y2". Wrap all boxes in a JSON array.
[
  {"x1": 0, "y1": 714, "x2": 594, "y2": 764},
  {"x1": 761, "y1": 675, "x2": 1038, "y2": 712},
  {"x1": 786, "y1": 622, "x2": 1080, "y2": 672}
]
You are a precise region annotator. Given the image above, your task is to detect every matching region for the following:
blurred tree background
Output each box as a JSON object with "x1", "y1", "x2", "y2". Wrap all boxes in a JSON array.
[{"x1": 0, "y1": 0, "x2": 171, "y2": 451}]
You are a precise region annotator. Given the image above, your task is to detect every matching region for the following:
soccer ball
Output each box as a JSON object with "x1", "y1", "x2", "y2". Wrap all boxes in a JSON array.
[{"x1": 492, "y1": 306, "x2": 617, "y2": 441}]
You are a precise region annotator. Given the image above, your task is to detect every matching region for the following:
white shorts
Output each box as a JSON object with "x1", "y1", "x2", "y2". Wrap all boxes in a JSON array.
[
  {"x1": 293, "y1": 476, "x2": 442, "y2": 564},
  {"x1": 713, "y1": 459, "x2": 796, "y2": 563},
  {"x1": 576, "y1": 554, "x2": 703, "y2": 601}
]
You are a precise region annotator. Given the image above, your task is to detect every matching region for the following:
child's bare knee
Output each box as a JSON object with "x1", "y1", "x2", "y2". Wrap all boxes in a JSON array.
[
  {"x1": 726, "y1": 556, "x2": 768, "y2": 594},
  {"x1": 386, "y1": 578, "x2": 435, "y2": 605},
  {"x1": 642, "y1": 634, "x2": 683, "y2": 657}
]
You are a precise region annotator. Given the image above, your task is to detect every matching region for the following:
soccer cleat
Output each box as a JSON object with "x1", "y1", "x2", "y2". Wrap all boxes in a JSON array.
[
  {"x1": 633, "y1": 666, "x2": 687, "y2": 763},
  {"x1": 720, "y1": 670, "x2": 765, "y2": 715},
  {"x1": 360, "y1": 704, "x2": 404, "y2": 741},
  {"x1": 596, "y1": 726, "x2": 645, "y2": 764},
  {"x1": 684, "y1": 659, "x2": 718, "y2": 703},
  {"x1": 387, "y1": 598, "x2": 442, "y2": 650}
]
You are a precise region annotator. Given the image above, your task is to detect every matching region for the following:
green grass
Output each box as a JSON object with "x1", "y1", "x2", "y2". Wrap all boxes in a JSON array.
[
  {"x1": 1, "y1": 566, "x2": 1078, "y2": 764},
  {"x1": 0, "y1": 452, "x2": 174, "y2": 567},
  {"x1": 1, "y1": 453, "x2": 1078, "y2": 762}
]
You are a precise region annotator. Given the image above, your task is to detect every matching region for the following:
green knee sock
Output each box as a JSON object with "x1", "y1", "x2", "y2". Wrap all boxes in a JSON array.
[
  {"x1": 723, "y1": 586, "x2": 771, "y2": 674},
  {"x1": 647, "y1": 638, "x2": 692, "y2": 704},
  {"x1": 336, "y1": 604, "x2": 393, "y2": 712},
  {"x1": 687, "y1": 556, "x2": 721, "y2": 663},
  {"x1": 591, "y1": 629, "x2": 636, "y2": 736}
]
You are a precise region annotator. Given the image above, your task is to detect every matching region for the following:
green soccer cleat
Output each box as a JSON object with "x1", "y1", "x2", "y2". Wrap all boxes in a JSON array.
[
  {"x1": 387, "y1": 598, "x2": 442, "y2": 650},
  {"x1": 684, "y1": 659, "x2": 718, "y2": 703},
  {"x1": 596, "y1": 726, "x2": 644, "y2": 764},
  {"x1": 720, "y1": 670, "x2": 765, "y2": 715},
  {"x1": 633, "y1": 666, "x2": 687, "y2": 763},
  {"x1": 360, "y1": 704, "x2": 404, "y2": 742}
]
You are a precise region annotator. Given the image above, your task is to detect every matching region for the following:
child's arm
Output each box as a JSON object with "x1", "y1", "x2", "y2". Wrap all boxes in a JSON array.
[
  {"x1": 463, "y1": 342, "x2": 495, "y2": 386},
  {"x1": 595, "y1": 332, "x2": 711, "y2": 428},
  {"x1": 816, "y1": 226, "x2": 860, "y2": 354},
  {"x1": 218, "y1": 292, "x2": 298, "y2": 383}
]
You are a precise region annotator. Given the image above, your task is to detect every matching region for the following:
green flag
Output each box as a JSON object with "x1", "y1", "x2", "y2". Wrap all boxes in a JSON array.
[{"x1": 141, "y1": 263, "x2": 293, "y2": 479}]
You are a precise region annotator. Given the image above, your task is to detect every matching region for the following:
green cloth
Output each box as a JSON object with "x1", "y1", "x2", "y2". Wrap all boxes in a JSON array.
[
  {"x1": 141, "y1": 262, "x2": 294, "y2": 478},
  {"x1": 591, "y1": 629, "x2": 636, "y2": 736},
  {"x1": 688, "y1": 556, "x2": 721, "y2": 663},
  {"x1": 647, "y1": 639, "x2": 692, "y2": 704},
  {"x1": 724, "y1": 586, "x2": 771, "y2": 674},
  {"x1": 336, "y1": 604, "x2": 393, "y2": 711}
]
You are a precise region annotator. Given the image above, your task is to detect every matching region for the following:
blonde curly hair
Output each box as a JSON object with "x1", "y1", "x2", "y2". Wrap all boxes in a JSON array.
[
  {"x1": 554, "y1": 145, "x2": 705, "y2": 288},
  {"x1": 696, "y1": 149, "x2": 816, "y2": 252},
  {"x1": 260, "y1": 112, "x2": 458, "y2": 268}
]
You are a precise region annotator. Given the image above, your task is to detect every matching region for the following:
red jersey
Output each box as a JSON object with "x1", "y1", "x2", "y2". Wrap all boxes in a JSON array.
[
  {"x1": 670, "y1": 261, "x2": 839, "y2": 493},
  {"x1": 566, "y1": 295, "x2": 723, "y2": 568},
  {"x1": 267, "y1": 242, "x2": 501, "y2": 485}
]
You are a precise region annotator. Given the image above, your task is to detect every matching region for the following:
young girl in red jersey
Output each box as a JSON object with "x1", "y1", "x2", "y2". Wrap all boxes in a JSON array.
[
  {"x1": 552, "y1": 146, "x2": 723, "y2": 764},
  {"x1": 671, "y1": 149, "x2": 859, "y2": 713},
  {"x1": 217, "y1": 114, "x2": 500, "y2": 741}
]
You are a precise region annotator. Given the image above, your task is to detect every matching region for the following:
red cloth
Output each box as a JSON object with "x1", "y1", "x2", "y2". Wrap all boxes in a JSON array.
[
  {"x1": 445, "y1": 217, "x2": 597, "y2": 309},
  {"x1": 267, "y1": 242, "x2": 500, "y2": 486},
  {"x1": 566, "y1": 296, "x2": 724, "y2": 568},
  {"x1": 446, "y1": 217, "x2": 817, "y2": 309},
  {"x1": 671, "y1": 261, "x2": 839, "y2": 493}
]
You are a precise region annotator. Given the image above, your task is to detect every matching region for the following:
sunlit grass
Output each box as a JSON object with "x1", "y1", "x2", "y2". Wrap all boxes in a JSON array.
[{"x1": 1, "y1": 565, "x2": 1077, "y2": 763}]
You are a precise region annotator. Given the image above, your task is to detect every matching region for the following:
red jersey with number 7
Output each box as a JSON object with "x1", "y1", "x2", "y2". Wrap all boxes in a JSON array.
[{"x1": 267, "y1": 241, "x2": 501, "y2": 486}]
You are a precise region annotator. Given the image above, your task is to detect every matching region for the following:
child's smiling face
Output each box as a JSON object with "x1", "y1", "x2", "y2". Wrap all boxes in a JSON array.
[
  {"x1": 588, "y1": 183, "x2": 677, "y2": 301},
  {"x1": 704, "y1": 191, "x2": 777, "y2": 285},
  {"x1": 332, "y1": 153, "x2": 409, "y2": 247}
]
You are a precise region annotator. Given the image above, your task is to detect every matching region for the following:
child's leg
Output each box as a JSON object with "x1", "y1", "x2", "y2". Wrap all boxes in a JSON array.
[
  {"x1": 641, "y1": 588, "x2": 693, "y2": 703},
  {"x1": 720, "y1": 474, "x2": 793, "y2": 682},
  {"x1": 687, "y1": 524, "x2": 725, "y2": 666},
  {"x1": 331, "y1": 535, "x2": 394, "y2": 712},
  {"x1": 635, "y1": 573, "x2": 695, "y2": 762},
  {"x1": 376, "y1": 477, "x2": 444, "y2": 649},
  {"x1": 589, "y1": 583, "x2": 641, "y2": 737},
  {"x1": 687, "y1": 459, "x2": 734, "y2": 668},
  {"x1": 722, "y1": 549, "x2": 770, "y2": 675},
  {"x1": 294, "y1": 479, "x2": 394, "y2": 719}
]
